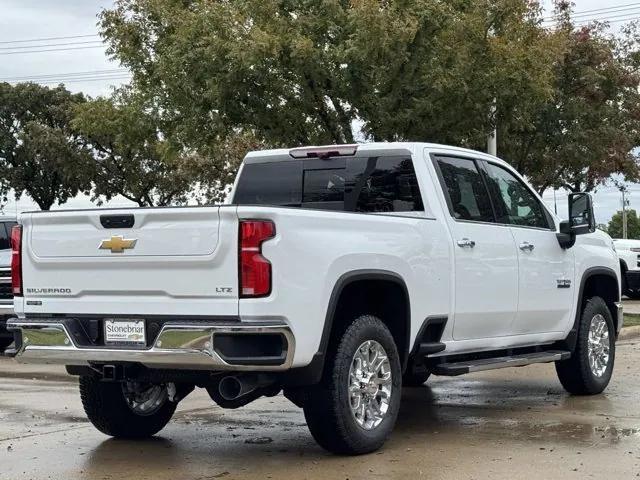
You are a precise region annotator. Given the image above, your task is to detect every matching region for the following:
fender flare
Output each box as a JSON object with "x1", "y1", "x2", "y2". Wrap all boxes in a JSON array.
[
  {"x1": 282, "y1": 269, "x2": 411, "y2": 386},
  {"x1": 564, "y1": 266, "x2": 619, "y2": 351}
]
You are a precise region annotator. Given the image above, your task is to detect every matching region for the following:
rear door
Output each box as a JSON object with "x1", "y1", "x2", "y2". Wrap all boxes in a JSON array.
[
  {"x1": 481, "y1": 161, "x2": 574, "y2": 334},
  {"x1": 433, "y1": 156, "x2": 519, "y2": 340},
  {"x1": 20, "y1": 206, "x2": 240, "y2": 317}
]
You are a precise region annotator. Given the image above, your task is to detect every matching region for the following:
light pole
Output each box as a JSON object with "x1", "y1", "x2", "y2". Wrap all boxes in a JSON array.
[
  {"x1": 620, "y1": 185, "x2": 629, "y2": 239},
  {"x1": 487, "y1": 98, "x2": 497, "y2": 156}
]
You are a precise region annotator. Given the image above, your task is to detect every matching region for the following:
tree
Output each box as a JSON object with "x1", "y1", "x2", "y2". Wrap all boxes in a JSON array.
[
  {"x1": 499, "y1": 2, "x2": 640, "y2": 193},
  {"x1": 99, "y1": 0, "x2": 640, "y2": 196},
  {"x1": 73, "y1": 89, "x2": 223, "y2": 207},
  {"x1": 99, "y1": 0, "x2": 557, "y2": 150},
  {"x1": 0, "y1": 83, "x2": 92, "y2": 210},
  {"x1": 608, "y1": 209, "x2": 640, "y2": 239}
]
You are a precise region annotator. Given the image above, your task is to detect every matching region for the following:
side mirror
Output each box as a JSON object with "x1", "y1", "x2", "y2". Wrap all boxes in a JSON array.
[
  {"x1": 557, "y1": 193, "x2": 595, "y2": 249},
  {"x1": 569, "y1": 192, "x2": 595, "y2": 234}
]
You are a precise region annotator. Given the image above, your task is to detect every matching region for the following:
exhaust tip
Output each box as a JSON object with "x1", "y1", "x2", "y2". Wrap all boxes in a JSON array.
[{"x1": 218, "y1": 376, "x2": 242, "y2": 401}]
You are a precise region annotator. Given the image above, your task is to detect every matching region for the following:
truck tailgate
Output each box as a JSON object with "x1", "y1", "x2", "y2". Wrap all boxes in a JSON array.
[{"x1": 18, "y1": 206, "x2": 240, "y2": 317}]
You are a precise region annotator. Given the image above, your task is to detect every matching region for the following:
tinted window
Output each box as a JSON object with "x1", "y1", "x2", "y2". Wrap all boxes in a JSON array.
[
  {"x1": 232, "y1": 161, "x2": 303, "y2": 207},
  {"x1": 435, "y1": 157, "x2": 494, "y2": 222},
  {"x1": 303, "y1": 169, "x2": 345, "y2": 204},
  {"x1": 348, "y1": 157, "x2": 423, "y2": 213},
  {"x1": 233, "y1": 156, "x2": 424, "y2": 213},
  {"x1": 484, "y1": 163, "x2": 550, "y2": 229},
  {"x1": 0, "y1": 222, "x2": 15, "y2": 250}
]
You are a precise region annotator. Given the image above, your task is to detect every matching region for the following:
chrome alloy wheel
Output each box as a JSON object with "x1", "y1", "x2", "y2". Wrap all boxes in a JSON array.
[
  {"x1": 348, "y1": 340, "x2": 392, "y2": 430},
  {"x1": 587, "y1": 314, "x2": 610, "y2": 378},
  {"x1": 122, "y1": 382, "x2": 168, "y2": 416}
]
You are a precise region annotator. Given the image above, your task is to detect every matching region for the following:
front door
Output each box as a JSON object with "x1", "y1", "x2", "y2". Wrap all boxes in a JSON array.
[
  {"x1": 433, "y1": 156, "x2": 519, "y2": 340},
  {"x1": 482, "y1": 161, "x2": 575, "y2": 335}
]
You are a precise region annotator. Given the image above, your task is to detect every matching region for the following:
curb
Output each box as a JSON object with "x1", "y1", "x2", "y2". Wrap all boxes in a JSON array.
[
  {"x1": 0, "y1": 369, "x2": 75, "y2": 383},
  {"x1": 619, "y1": 325, "x2": 640, "y2": 341},
  {"x1": 0, "y1": 359, "x2": 74, "y2": 383}
]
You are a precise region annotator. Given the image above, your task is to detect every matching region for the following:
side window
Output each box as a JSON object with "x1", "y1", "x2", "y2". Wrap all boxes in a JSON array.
[
  {"x1": 435, "y1": 157, "x2": 494, "y2": 222},
  {"x1": 233, "y1": 161, "x2": 303, "y2": 206},
  {"x1": 484, "y1": 163, "x2": 550, "y2": 229},
  {"x1": 348, "y1": 156, "x2": 424, "y2": 213}
]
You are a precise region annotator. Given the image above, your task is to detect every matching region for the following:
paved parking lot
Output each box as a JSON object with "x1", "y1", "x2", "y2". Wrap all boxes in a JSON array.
[{"x1": 1, "y1": 339, "x2": 639, "y2": 480}]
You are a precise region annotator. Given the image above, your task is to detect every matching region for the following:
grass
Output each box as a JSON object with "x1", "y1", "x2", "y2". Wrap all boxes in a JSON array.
[{"x1": 623, "y1": 314, "x2": 640, "y2": 328}]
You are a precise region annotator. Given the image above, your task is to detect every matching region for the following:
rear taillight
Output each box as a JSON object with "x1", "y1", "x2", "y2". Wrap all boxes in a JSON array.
[
  {"x1": 11, "y1": 225, "x2": 22, "y2": 296},
  {"x1": 239, "y1": 220, "x2": 275, "y2": 298}
]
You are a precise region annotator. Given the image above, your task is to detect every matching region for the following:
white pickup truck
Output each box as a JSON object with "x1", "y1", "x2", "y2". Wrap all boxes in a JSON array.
[
  {"x1": 613, "y1": 238, "x2": 640, "y2": 299},
  {"x1": 7, "y1": 143, "x2": 622, "y2": 454}
]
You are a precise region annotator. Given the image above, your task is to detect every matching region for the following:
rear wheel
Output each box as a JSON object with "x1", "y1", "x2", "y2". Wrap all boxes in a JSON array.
[
  {"x1": 79, "y1": 376, "x2": 177, "y2": 438},
  {"x1": 303, "y1": 315, "x2": 402, "y2": 455},
  {"x1": 556, "y1": 296, "x2": 615, "y2": 395}
]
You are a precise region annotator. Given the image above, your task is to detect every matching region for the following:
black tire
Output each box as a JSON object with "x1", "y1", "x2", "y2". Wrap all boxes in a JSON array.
[
  {"x1": 402, "y1": 370, "x2": 431, "y2": 387},
  {"x1": 0, "y1": 336, "x2": 13, "y2": 352},
  {"x1": 625, "y1": 289, "x2": 640, "y2": 300},
  {"x1": 79, "y1": 376, "x2": 176, "y2": 438},
  {"x1": 303, "y1": 314, "x2": 402, "y2": 455},
  {"x1": 556, "y1": 296, "x2": 615, "y2": 395}
]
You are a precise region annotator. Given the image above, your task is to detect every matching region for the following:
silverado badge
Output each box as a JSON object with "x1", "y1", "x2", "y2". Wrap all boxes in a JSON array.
[{"x1": 99, "y1": 235, "x2": 137, "y2": 253}]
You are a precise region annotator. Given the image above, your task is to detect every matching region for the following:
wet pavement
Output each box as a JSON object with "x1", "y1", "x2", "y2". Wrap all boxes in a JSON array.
[{"x1": 1, "y1": 341, "x2": 640, "y2": 479}]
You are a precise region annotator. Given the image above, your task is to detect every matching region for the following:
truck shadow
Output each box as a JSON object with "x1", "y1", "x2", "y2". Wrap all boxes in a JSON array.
[{"x1": 78, "y1": 377, "x2": 626, "y2": 480}]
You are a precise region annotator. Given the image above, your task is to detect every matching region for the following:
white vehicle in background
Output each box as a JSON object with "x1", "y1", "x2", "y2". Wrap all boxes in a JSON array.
[
  {"x1": 613, "y1": 239, "x2": 640, "y2": 299},
  {"x1": 7, "y1": 143, "x2": 622, "y2": 455},
  {"x1": 0, "y1": 216, "x2": 17, "y2": 352}
]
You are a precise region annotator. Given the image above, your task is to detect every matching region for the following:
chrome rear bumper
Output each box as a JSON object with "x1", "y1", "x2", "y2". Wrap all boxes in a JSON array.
[{"x1": 7, "y1": 319, "x2": 295, "y2": 371}]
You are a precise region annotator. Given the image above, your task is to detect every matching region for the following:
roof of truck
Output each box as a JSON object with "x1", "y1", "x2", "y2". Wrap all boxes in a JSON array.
[{"x1": 243, "y1": 142, "x2": 509, "y2": 167}]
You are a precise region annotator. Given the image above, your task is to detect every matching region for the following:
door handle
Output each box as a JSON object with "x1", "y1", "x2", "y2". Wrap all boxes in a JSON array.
[
  {"x1": 457, "y1": 238, "x2": 476, "y2": 248},
  {"x1": 519, "y1": 242, "x2": 535, "y2": 252}
]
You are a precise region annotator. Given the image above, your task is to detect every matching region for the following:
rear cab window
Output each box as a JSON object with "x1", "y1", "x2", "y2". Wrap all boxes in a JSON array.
[{"x1": 233, "y1": 155, "x2": 424, "y2": 214}]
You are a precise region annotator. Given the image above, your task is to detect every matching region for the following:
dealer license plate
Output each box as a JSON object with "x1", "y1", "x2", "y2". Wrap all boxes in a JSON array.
[{"x1": 104, "y1": 319, "x2": 146, "y2": 346}]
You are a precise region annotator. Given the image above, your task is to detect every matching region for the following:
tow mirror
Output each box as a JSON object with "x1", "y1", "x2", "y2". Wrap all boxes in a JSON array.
[
  {"x1": 569, "y1": 193, "x2": 595, "y2": 234},
  {"x1": 557, "y1": 193, "x2": 595, "y2": 248}
]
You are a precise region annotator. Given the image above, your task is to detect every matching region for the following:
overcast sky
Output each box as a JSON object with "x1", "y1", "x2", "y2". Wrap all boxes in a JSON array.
[{"x1": 0, "y1": 0, "x2": 637, "y2": 228}]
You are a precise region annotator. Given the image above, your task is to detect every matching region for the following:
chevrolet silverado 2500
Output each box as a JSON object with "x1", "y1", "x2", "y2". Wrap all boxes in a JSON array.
[{"x1": 7, "y1": 143, "x2": 622, "y2": 454}]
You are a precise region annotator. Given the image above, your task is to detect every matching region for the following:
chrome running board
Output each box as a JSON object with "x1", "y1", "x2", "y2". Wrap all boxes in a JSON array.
[{"x1": 432, "y1": 350, "x2": 571, "y2": 376}]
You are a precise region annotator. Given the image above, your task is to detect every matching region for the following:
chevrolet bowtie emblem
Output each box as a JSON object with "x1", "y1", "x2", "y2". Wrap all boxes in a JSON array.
[{"x1": 99, "y1": 235, "x2": 137, "y2": 253}]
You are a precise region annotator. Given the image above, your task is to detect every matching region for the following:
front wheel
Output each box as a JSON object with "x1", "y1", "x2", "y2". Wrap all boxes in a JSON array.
[
  {"x1": 556, "y1": 296, "x2": 615, "y2": 395},
  {"x1": 303, "y1": 315, "x2": 402, "y2": 455},
  {"x1": 79, "y1": 376, "x2": 177, "y2": 438}
]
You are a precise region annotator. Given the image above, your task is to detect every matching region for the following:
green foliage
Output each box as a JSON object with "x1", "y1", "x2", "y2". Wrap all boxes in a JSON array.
[
  {"x1": 99, "y1": 0, "x2": 556, "y2": 149},
  {"x1": 608, "y1": 209, "x2": 640, "y2": 239},
  {"x1": 0, "y1": 82, "x2": 92, "y2": 210},
  {"x1": 499, "y1": 2, "x2": 640, "y2": 193},
  {"x1": 3, "y1": 1, "x2": 638, "y2": 211},
  {"x1": 72, "y1": 89, "x2": 203, "y2": 207}
]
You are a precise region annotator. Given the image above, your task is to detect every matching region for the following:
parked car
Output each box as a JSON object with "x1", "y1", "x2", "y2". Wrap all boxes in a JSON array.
[
  {"x1": 613, "y1": 238, "x2": 640, "y2": 299},
  {"x1": 7, "y1": 143, "x2": 621, "y2": 455},
  {"x1": 0, "y1": 216, "x2": 17, "y2": 352}
]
